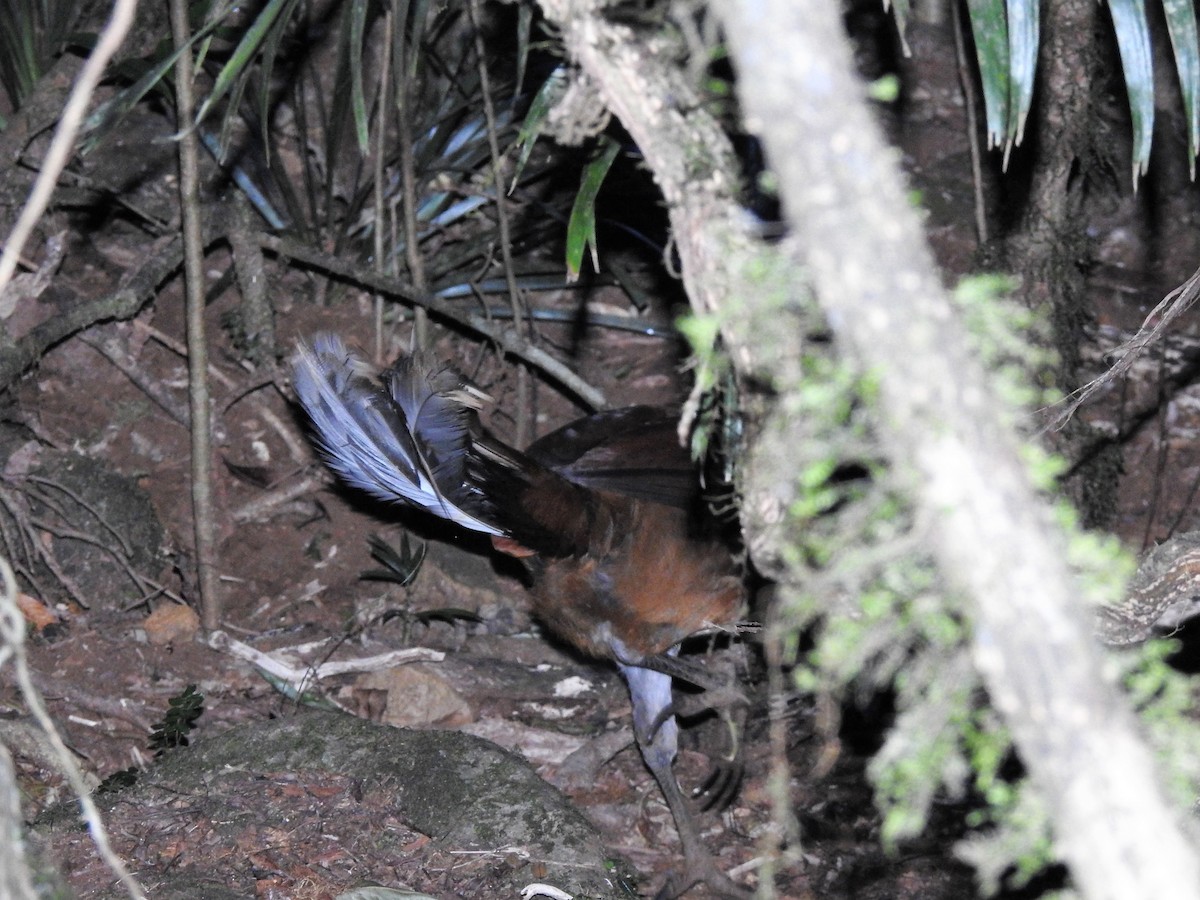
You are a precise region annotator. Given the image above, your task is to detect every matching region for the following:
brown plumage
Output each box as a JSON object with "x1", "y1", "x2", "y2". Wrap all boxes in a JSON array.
[
  {"x1": 292, "y1": 335, "x2": 749, "y2": 897},
  {"x1": 530, "y1": 494, "x2": 743, "y2": 659}
]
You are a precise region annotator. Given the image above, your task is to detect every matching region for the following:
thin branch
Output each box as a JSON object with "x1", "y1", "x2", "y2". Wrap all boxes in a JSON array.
[
  {"x1": 23, "y1": 475, "x2": 135, "y2": 557},
  {"x1": 374, "y1": 10, "x2": 395, "y2": 360},
  {"x1": 469, "y1": 0, "x2": 532, "y2": 445},
  {"x1": 230, "y1": 472, "x2": 325, "y2": 524},
  {"x1": 78, "y1": 331, "x2": 192, "y2": 428},
  {"x1": 0, "y1": 231, "x2": 186, "y2": 394},
  {"x1": 0, "y1": 0, "x2": 138, "y2": 292},
  {"x1": 0, "y1": 556, "x2": 147, "y2": 900},
  {"x1": 227, "y1": 195, "x2": 276, "y2": 364},
  {"x1": 207, "y1": 629, "x2": 443, "y2": 697},
  {"x1": 133, "y1": 321, "x2": 309, "y2": 463},
  {"x1": 0, "y1": 485, "x2": 93, "y2": 609},
  {"x1": 169, "y1": 0, "x2": 220, "y2": 631},
  {"x1": 951, "y1": 0, "x2": 988, "y2": 245},
  {"x1": 27, "y1": 669, "x2": 154, "y2": 733},
  {"x1": 257, "y1": 233, "x2": 607, "y2": 409},
  {"x1": 394, "y1": 16, "x2": 431, "y2": 353}
]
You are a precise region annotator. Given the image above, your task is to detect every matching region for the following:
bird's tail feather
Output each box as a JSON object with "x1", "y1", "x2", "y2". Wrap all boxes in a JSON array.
[{"x1": 291, "y1": 334, "x2": 512, "y2": 536}]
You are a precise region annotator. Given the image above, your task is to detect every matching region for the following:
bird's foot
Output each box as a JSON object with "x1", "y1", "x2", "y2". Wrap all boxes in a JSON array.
[
  {"x1": 691, "y1": 748, "x2": 744, "y2": 813},
  {"x1": 652, "y1": 851, "x2": 753, "y2": 900}
]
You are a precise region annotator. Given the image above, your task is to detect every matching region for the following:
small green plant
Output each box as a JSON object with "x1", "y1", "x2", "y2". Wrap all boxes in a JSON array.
[
  {"x1": 360, "y1": 532, "x2": 427, "y2": 587},
  {"x1": 148, "y1": 683, "x2": 204, "y2": 755},
  {"x1": 97, "y1": 684, "x2": 205, "y2": 793},
  {"x1": 359, "y1": 533, "x2": 481, "y2": 635}
]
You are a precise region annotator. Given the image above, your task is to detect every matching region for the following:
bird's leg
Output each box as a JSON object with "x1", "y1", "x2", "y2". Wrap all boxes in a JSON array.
[
  {"x1": 639, "y1": 644, "x2": 750, "y2": 814},
  {"x1": 688, "y1": 642, "x2": 750, "y2": 813},
  {"x1": 618, "y1": 661, "x2": 752, "y2": 899},
  {"x1": 636, "y1": 651, "x2": 749, "y2": 710}
]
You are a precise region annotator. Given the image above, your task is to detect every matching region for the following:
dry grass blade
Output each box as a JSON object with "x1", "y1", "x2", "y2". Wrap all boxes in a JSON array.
[{"x1": 1047, "y1": 264, "x2": 1200, "y2": 431}]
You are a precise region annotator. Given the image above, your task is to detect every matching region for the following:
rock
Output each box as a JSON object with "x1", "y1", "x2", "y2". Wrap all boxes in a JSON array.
[{"x1": 35, "y1": 710, "x2": 635, "y2": 899}]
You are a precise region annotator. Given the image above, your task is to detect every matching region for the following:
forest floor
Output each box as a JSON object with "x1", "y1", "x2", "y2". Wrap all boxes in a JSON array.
[{"x1": 5, "y1": 8, "x2": 1200, "y2": 900}]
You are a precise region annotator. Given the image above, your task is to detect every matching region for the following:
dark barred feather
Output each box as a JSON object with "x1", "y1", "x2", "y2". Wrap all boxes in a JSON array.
[{"x1": 291, "y1": 334, "x2": 505, "y2": 535}]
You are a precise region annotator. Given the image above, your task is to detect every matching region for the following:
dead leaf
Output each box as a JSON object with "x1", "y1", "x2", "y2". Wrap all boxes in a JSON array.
[
  {"x1": 143, "y1": 603, "x2": 200, "y2": 645},
  {"x1": 16, "y1": 592, "x2": 61, "y2": 632}
]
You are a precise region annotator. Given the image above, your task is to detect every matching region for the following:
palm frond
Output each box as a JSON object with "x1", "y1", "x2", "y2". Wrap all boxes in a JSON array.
[{"x1": 0, "y1": 0, "x2": 78, "y2": 110}]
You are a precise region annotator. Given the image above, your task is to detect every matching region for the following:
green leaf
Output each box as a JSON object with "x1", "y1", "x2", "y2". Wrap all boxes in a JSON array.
[
  {"x1": 414, "y1": 608, "x2": 483, "y2": 626},
  {"x1": 349, "y1": 0, "x2": 371, "y2": 156},
  {"x1": 868, "y1": 74, "x2": 900, "y2": 103},
  {"x1": 1106, "y1": 0, "x2": 1155, "y2": 182},
  {"x1": 194, "y1": 0, "x2": 292, "y2": 131},
  {"x1": 887, "y1": 0, "x2": 913, "y2": 57},
  {"x1": 148, "y1": 684, "x2": 204, "y2": 754},
  {"x1": 258, "y1": 669, "x2": 342, "y2": 710},
  {"x1": 963, "y1": 0, "x2": 1037, "y2": 162},
  {"x1": 361, "y1": 533, "x2": 427, "y2": 586},
  {"x1": 1005, "y1": 0, "x2": 1039, "y2": 151},
  {"x1": 215, "y1": 49, "x2": 254, "y2": 161},
  {"x1": 81, "y1": 14, "x2": 228, "y2": 154},
  {"x1": 676, "y1": 312, "x2": 721, "y2": 353},
  {"x1": 1163, "y1": 0, "x2": 1200, "y2": 177},
  {"x1": 510, "y1": 66, "x2": 568, "y2": 193},
  {"x1": 258, "y1": 0, "x2": 304, "y2": 155},
  {"x1": 965, "y1": 0, "x2": 1012, "y2": 152},
  {"x1": 514, "y1": 1, "x2": 533, "y2": 95},
  {"x1": 565, "y1": 136, "x2": 620, "y2": 281}
]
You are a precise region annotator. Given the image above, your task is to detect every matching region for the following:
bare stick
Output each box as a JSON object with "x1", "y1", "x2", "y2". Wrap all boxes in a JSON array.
[
  {"x1": 208, "y1": 629, "x2": 443, "y2": 692},
  {"x1": 470, "y1": 0, "x2": 532, "y2": 446},
  {"x1": 258, "y1": 233, "x2": 607, "y2": 409},
  {"x1": 169, "y1": 0, "x2": 221, "y2": 631},
  {"x1": 0, "y1": 0, "x2": 138, "y2": 292}
]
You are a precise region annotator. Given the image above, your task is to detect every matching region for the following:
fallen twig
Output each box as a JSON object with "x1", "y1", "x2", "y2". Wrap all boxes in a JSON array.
[
  {"x1": 208, "y1": 628, "x2": 444, "y2": 689},
  {"x1": 257, "y1": 233, "x2": 607, "y2": 410}
]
